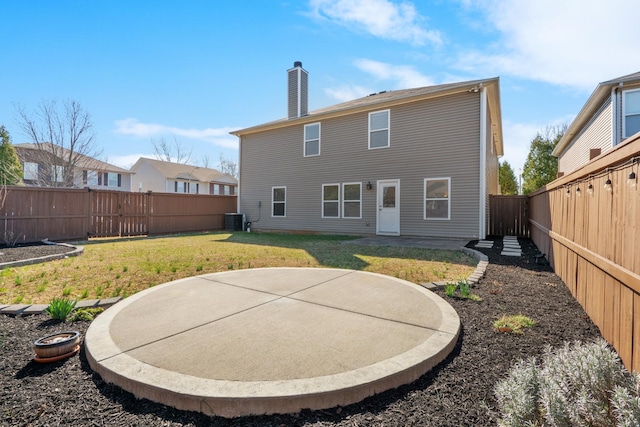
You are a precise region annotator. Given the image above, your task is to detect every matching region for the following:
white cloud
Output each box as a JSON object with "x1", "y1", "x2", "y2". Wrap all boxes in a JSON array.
[
  {"x1": 106, "y1": 153, "x2": 153, "y2": 170},
  {"x1": 310, "y1": 0, "x2": 441, "y2": 46},
  {"x1": 354, "y1": 58, "x2": 435, "y2": 88},
  {"x1": 114, "y1": 118, "x2": 238, "y2": 149},
  {"x1": 456, "y1": 0, "x2": 640, "y2": 89},
  {"x1": 324, "y1": 84, "x2": 372, "y2": 102}
]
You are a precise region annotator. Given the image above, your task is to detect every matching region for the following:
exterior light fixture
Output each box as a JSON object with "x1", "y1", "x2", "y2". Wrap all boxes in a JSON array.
[
  {"x1": 604, "y1": 178, "x2": 612, "y2": 193},
  {"x1": 366, "y1": 181, "x2": 373, "y2": 190},
  {"x1": 576, "y1": 187, "x2": 581, "y2": 196},
  {"x1": 587, "y1": 183, "x2": 594, "y2": 195},
  {"x1": 565, "y1": 188, "x2": 571, "y2": 198},
  {"x1": 628, "y1": 171, "x2": 637, "y2": 188}
]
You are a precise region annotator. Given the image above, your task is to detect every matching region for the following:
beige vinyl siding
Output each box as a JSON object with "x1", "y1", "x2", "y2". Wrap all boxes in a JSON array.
[
  {"x1": 240, "y1": 91, "x2": 483, "y2": 238},
  {"x1": 558, "y1": 100, "x2": 612, "y2": 175}
]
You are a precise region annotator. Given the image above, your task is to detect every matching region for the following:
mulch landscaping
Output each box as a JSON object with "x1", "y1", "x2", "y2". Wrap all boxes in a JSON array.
[{"x1": 0, "y1": 237, "x2": 602, "y2": 426}]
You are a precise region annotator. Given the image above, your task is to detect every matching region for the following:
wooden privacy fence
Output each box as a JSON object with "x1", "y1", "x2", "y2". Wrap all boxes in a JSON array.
[
  {"x1": 489, "y1": 195, "x2": 530, "y2": 237},
  {"x1": 0, "y1": 187, "x2": 237, "y2": 243},
  {"x1": 529, "y1": 133, "x2": 640, "y2": 371}
]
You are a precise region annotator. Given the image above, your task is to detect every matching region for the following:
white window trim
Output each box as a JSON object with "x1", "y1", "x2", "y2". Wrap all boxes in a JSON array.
[
  {"x1": 322, "y1": 183, "x2": 340, "y2": 218},
  {"x1": 342, "y1": 182, "x2": 362, "y2": 219},
  {"x1": 623, "y1": 88, "x2": 640, "y2": 139},
  {"x1": 304, "y1": 122, "x2": 321, "y2": 157},
  {"x1": 424, "y1": 177, "x2": 451, "y2": 221},
  {"x1": 368, "y1": 109, "x2": 390, "y2": 149},
  {"x1": 272, "y1": 186, "x2": 286, "y2": 218}
]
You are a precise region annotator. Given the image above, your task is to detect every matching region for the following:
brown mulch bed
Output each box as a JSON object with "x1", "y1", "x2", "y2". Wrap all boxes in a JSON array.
[{"x1": 0, "y1": 237, "x2": 602, "y2": 426}]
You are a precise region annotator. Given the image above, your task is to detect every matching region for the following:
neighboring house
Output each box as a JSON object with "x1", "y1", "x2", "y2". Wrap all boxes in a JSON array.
[
  {"x1": 231, "y1": 62, "x2": 503, "y2": 239},
  {"x1": 15, "y1": 143, "x2": 132, "y2": 191},
  {"x1": 553, "y1": 71, "x2": 640, "y2": 175},
  {"x1": 130, "y1": 157, "x2": 237, "y2": 195}
]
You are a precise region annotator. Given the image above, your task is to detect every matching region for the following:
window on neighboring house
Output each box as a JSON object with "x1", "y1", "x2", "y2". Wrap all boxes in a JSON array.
[
  {"x1": 224, "y1": 185, "x2": 230, "y2": 195},
  {"x1": 229, "y1": 186, "x2": 235, "y2": 195},
  {"x1": 304, "y1": 123, "x2": 320, "y2": 156},
  {"x1": 189, "y1": 182, "x2": 199, "y2": 194},
  {"x1": 83, "y1": 170, "x2": 98, "y2": 186},
  {"x1": 107, "y1": 172, "x2": 120, "y2": 187},
  {"x1": 342, "y1": 183, "x2": 361, "y2": 218},
  {"x1": 424, "y1": 178, "x2": 450, "y2": 220},
  {"x1": 175, "y1": 181, "x2": 187, "y2": 193},
  {"x1": 213, "y1": 184, "x2": 220, "y2": 195},
  {"x1": 23, "y1": 162, "x2": 38, "y2": 180},
  {"x1": 369, "y1": 110, "x2": 390, "y2": 149},
  {"x1": 322, "y1": 184, "x2": 340, "y2": 218},
  {"x1": 623, "y1": 89, "x2": 640, "y2": 138},
  {"x1": 272, "y1": 186, "x2": 286, "y2": 217},
  {"x1": 51, "y1": 165, "x2": 64, "y2": 182}
]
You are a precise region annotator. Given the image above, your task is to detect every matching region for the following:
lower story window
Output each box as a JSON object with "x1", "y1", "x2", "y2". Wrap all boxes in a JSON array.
[
  {"x1": 272, "y1": 186, "x2": 286, "y2": 217},
  {"x1": 424, "y1": 177, "x2": 450, "y2": 220},
  {"x1": 23, "y1": 162, "x2": 38, "y2": 180},
  {"x1": 322, "y1": 184, "x2": 340, "y2": 218},
  {"x1": 342, "y1": 183, "x2": 361, "y2": 218}
]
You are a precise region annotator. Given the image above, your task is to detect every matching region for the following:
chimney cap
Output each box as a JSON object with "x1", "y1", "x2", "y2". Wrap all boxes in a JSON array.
[{"x1": 293, "y1": 61, "x2": 303, "y2": 68}]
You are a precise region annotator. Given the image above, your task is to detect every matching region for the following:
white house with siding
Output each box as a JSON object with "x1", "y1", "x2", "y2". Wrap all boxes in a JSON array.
[
  {"x1": 231, "y1": 62, "x2": 503, "y2": 239},
  {"x1": 553, "y1": 71, "x2": 640, "y2": 175},
  {"x1": 130, "y1": 157, "x2": 237, "y2": 195}
]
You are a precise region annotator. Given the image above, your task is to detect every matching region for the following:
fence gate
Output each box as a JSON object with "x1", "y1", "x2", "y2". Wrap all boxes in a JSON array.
[
  {"x1": 90, "y1": 190, "x2": 149, "y2": 238},
  {"x1": 489, "y1": 195, "x2": 530, "y2": 237}
]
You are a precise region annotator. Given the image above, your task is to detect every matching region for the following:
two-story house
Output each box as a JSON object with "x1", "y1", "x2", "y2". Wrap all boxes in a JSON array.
[
  {"x1": 130, "y1": 157, "x2": 237, "y2": 195},
  {"x1": 553, "y1": 71, "x2": 640, "y2": 175},
  {"x1": 16, "y1": 143, "x2": 133, "y2": 191},
  {"x1": 231, "y1": 62, "x2": 503, "y2": 239}
]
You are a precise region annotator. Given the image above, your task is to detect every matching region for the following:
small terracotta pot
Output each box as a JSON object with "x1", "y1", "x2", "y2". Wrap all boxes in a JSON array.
[{"x1": 33, "y1": 331, "x2": 80, "y2": 358}]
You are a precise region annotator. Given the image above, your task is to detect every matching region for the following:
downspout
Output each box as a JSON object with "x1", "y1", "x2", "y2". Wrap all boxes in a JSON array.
[
  {"x1": 612, "y1": 86, "x2": 618, "y2": 146},
  {"x1": 479, "y1": 86, "x2": 487, "y2": 240},
  {"x1": 237, "y1": 136, "x2": 242, "y2": 214}
]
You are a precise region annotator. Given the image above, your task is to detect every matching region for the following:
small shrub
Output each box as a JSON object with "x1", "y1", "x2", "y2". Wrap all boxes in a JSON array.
[
  {"x1": 494, "y1": 314, "x2": 535, "y2": 334},
  {"x1": 496, "y1": 339, "x2": 640, "y2": 427},
  {"x1": 46, "y1": 297, "x2": 77, "y2": 321},
  {"x1": 459, "y1": 279, "x2": 471, "y2": 298},
  {"x1": 69, "y1": 307, "x2": 103, "y2": 322},
  {"x1": 444, "y1": 282, "x2": 457, "y2": 297}
]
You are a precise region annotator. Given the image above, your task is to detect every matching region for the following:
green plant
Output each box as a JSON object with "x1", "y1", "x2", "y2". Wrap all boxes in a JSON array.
[
  {"x1": 14, "y1": 276, "x2": 22, "y2": 286},
  {"x1": 459, "y1": 279, "x2": 471, "y2": 298},
  {"x1": 35, "y1": 284, "x2": 46, "y2": 293},
  {"x1": 495, "y1": 339, "x2": 640, "y2": 427},
  {"x1": 69, "y1": 307, "x2": 103, "y2": 322},
  {"x1": 195, "y1": 264, "x2": 203, "y2": 272},
  {"x1": 444, "y1": 282, "x2": 457, "y2": 297},
  {"x1": 45, "y1": 297, "x2": 77, "y2": 321},
  {"x1": 80, "y1": 289, "x2": 89, "y2": 299},
  {"x1": 494, "y1": 314, "x2": 535, "y2": 334},
  {"x1": 95, "y1": 286, "x2": 104, "y2": 298},
  {"x1": 62, "y1": 287, "x2": 72, "y2": 296},
  {"x1": 122, "y1": 266, "x2": 128, "y2": 272}
]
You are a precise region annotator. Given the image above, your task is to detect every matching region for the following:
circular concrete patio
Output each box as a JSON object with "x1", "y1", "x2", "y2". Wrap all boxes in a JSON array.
[{"x1": 84, "y1": 268, "x2": 460, "y2": 418}]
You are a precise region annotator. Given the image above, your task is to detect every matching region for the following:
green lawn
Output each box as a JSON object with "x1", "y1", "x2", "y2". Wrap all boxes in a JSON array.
[{"x1": 0, "y1": 232, "x2": 477, "y2": 304}]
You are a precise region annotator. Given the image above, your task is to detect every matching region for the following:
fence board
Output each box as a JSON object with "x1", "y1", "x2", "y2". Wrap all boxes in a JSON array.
[
  {"x1": 489, "y1": 195, "x2": 530, "y2": 237},
  {"x1": 0, "y1": 187, "x2": 238, "y2": 243},
  {"x1": 529, "y1": 133, "x2": 640, "y2": 371}
]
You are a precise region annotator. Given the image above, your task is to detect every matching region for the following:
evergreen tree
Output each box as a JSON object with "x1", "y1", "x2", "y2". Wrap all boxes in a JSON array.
[
  {"x1": 499, "y1": 160, "x2": 518, "y2": 195},
  {"x1": 522, "y1": 125, "x2": 566, "y2": 194},
  {"x1": 0, "y1": 126, "x2": 22, "y2": 186}
]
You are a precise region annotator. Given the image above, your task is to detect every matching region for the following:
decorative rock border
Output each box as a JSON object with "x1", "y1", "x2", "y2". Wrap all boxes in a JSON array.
[
  {"x1": 0, "y1": 242, "x2": 84, "y2": 270},
  {"x1": 0, "y1": 297, "x2": 122, "y2": 317},
  {"x1": 421, "y1": 246, "x2": 489, "y2": 289}
]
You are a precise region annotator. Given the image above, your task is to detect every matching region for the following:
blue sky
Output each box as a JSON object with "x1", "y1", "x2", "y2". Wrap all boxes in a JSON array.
[{"x1": 2, "y1": 0, "x2": 639, "y2": 175}]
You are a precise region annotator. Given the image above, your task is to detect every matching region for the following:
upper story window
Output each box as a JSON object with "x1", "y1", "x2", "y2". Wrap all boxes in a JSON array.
[
  {"x1": 369, "y1": 110, "x2": 390, "y2": 149},
  {"x1": 23, "y1": 162, "x2": 38, "y2": 180},
  {"x1": 272, "y1": 186, "x2": 286, "y2": 217},
  {"x1": 107, "y1": 172, "x2": 119, "y2": 187},
  {"x1": 189, "y1": 182, "x2": 199, "y2": 194},
  {"x1": 623, "y1": 89, "x2": 640, "y2": 138},
  {"x1": 424, "y1": 178, "x2": 450, "y2": 220},
  {"x1": 51, "y1": 165, "x2": 64, "y2": 182},
  {"x1": 83, "y1": 170, "x2": 98, "y2": 186},
  {"x1": 175, "y1": 181, "x2": 187, "y2": 193},
  {"x1": 304, "y1": 123, "x2": 320, "y2": 156}
]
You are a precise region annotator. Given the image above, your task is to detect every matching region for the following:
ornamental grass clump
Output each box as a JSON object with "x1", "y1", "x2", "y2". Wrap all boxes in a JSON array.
[
  {"x1": 495, "y1": 339, "x2": 640, "y2": 427},
  {"x1": 45, "y1": 297, "x2": 76, "y2": 321}
]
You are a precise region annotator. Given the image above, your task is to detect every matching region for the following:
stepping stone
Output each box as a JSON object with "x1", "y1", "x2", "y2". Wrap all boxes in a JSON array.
[
  {"x1": 76, "y1": 300, "x2": 100, "y2": 309},
  {"x1": 501, "y1": 250, "x2": 522, "y2": 256},
  {"x1": 1, "y1": 304, "x2": 30, "y2": 315},
  {"x1": 503, "y1": 243, "x2": 521, "y2": 249},
  {"x1": 22, "y1": 304, "x2": 48, "y2": 315}
]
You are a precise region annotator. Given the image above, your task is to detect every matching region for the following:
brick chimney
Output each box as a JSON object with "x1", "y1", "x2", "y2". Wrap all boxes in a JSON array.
[{"x1": 287, "y1": 61, "x2": 308, "y2": 119}]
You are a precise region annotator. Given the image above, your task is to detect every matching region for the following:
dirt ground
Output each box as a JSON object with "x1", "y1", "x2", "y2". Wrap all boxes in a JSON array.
[{"x1": 0, "y1": 237, "x2": 602, "y2": 426}]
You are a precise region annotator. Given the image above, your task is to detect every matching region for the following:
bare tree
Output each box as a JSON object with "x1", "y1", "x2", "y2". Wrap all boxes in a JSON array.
[
  {"x1": 218, "y1": 153, "x2": 238, "y2": 178},
  {"x1": 16, "y1": 99, "x2": 103, "y2": 187},
  {"x1": 152, "y1": 137, "x2": 192, "y2": 164}
]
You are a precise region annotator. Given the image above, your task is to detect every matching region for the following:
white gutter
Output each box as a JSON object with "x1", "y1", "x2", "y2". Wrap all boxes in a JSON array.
[{"x1": 479, "y1": 86, "x2": 487, "y2": 240}]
